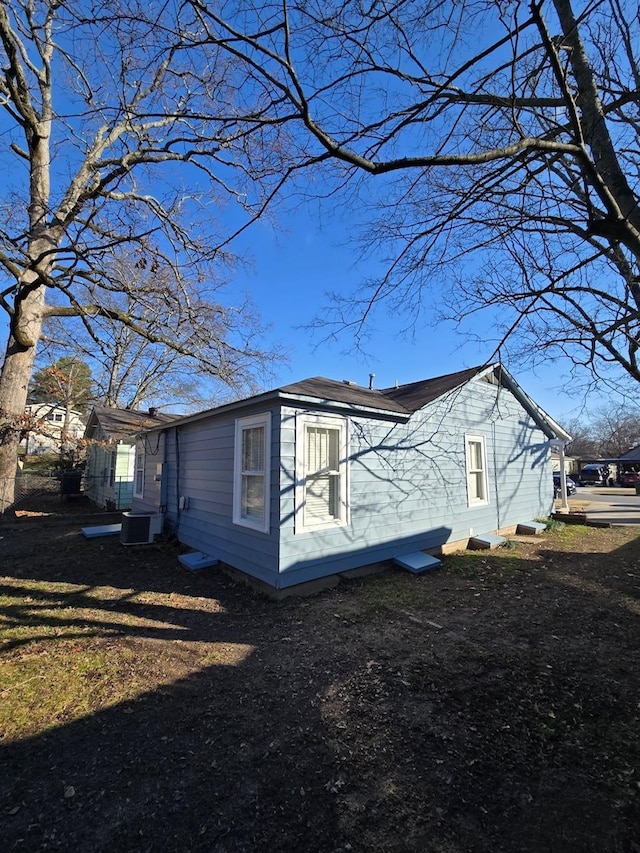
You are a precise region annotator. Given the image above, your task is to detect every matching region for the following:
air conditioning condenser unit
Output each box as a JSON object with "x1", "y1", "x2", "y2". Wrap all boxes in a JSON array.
[{"x1": 120, "y1": 512, "x2": 164, "y2": 545}]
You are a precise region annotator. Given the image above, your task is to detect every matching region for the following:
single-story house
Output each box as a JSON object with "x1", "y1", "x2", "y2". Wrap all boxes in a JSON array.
[
  {"x1": 84, "y1": 406, "x2": 177, "y2": 510},
  {"x1": 130, "y1": 363, "x2": 570, "y2": 591}
]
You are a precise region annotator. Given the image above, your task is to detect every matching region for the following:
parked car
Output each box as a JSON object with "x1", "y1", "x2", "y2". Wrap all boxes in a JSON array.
[
  {"x1": 578, "y1": 464, "x2": 609, "y2": 485},
  {"x1": 620, "y1": 469, "x2": 640, "y2": 486},
  {"x1": 553, "y1": 472, "x2": 577, "y2": 498}
]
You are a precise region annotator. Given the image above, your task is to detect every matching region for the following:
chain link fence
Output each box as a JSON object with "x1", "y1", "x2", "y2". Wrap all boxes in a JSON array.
[
  {"x1": 1, "y1": 470, "x2": 135, "y2": 514},
  {"x1": 1, "y1": 470, "x2": 61, "y2": 514}
]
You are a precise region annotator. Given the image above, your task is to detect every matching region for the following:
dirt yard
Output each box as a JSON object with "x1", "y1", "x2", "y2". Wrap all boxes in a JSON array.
[{"x1": 1, "y1": 495, "x2": 639, "y2": 852}]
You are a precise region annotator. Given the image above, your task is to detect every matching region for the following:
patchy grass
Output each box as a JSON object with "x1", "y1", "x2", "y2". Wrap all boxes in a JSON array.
[
  {"x1": 1, "y1": 644, "x2": 143, "y2": 739},
  {"x1": 1, "y1": 509, "x2": 640, "y2": 852}
]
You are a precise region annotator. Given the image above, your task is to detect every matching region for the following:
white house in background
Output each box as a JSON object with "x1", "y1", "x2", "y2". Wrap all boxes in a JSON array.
[
  {"x1": 550, "y1": 445, "x2": 578, "y2": 475},
  {"x1": 22, "y1": 403, "x2": 86, "y2": 455},
  {"x1": 84, "y1": 406, "x2": 177, "y2": 510}
]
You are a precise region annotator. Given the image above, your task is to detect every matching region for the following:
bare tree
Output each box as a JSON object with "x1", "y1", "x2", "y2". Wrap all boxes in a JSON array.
[
  {"x1": 563, "y1": 417, "x2": 599, "y2": 460},
  {"x1": 565, "y1": 405, "x2": 640, "y2": 458},
  {"x1": 0, "y1": 1, "x2": 282, "y2": 506},
  {"x1": 194, "y1": 0, "x2": 640, "y2": 392},
  {"x1": 41, "y1": 253, "x2": 274, "y2": 411},
  {"x1": 590, "y1": 406, "x2": 640, "y2": 457}
]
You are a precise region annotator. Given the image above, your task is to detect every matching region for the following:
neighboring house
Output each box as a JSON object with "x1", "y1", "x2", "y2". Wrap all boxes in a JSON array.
[
  {"x1": 84, "y1": 406, "x2": 177, "y2": 510},
  {"x1": 550, "y1": 445, "x2": 578, "y2": 475},
  {"x1": 22, "y1": 403, "x2": 85, "y2": 455},
  {"x1": 618, "y1": 445, "x2": 640, "y2": 464},
  {"x1": 615, "y1": 445, "x2": 640, "y2": 481},
  {"x1": 575, "y1": 446, "x2": 640, "y2": 484},
  {"x1": 131, "y1": 363, "x2": 570, "y2": 592}
]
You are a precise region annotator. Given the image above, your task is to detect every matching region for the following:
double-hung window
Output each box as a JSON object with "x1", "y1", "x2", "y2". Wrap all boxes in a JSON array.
[
  {"x1": 133, "y1": 442, "x2": 145, "y2": 498},
  {"x1": 296, "y1": 414, "x2": 349, "y2": 532},
  {"x1": 465, "y1": 434, "x2": 488, "y2": 506},
  {"x1": 233, "y1": 413, "x2": 271, "y2": 533}
]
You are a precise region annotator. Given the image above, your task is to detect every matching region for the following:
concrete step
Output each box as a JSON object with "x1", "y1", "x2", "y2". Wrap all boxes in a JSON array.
[
  {"x1": 516, "y1": 521, "x2": 547, "y2": 535},
  {"x1": 468, "y1": 533, "x2": 506, "y2": 550},
  {"x1": 178, "y1": 551, "x2": 218, "y2": 571},
  {"x1": 394, "y1": 552, "x2": 442, "y2": 574}
]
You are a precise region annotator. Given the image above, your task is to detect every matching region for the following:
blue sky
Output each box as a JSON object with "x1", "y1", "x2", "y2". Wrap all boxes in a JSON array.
[{"x1": 233, "y1": 202, "x2": 583, "y2": 429}]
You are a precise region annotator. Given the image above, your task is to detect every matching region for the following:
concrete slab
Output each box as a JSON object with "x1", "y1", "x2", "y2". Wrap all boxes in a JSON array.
[
  {"x1": 566, "y1": 487, "x2": 640, "y2": 525},
  {"x1": 178, "y1": 551, "x2": 218, "y2": 571},
  {"x1": 553, "y1": 486, "x2": 640, "y2": 525},
  {"x1": 394, "y1": 552, "x2": 441, "y2": 573},
  {"x1": 512, "y1": 534, "x2": 547, "y2": 544},
  {"x1": 81, "y1": 523, "x2": 122, "y2": 538}
]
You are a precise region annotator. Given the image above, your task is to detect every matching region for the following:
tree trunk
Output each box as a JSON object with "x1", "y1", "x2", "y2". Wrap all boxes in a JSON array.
[
  {"x1": 0, "y1": 62, "x2": 53, "y2": 509},
  {"x1": 0, "y1": 286, "x2": 45, "y2": 510}
]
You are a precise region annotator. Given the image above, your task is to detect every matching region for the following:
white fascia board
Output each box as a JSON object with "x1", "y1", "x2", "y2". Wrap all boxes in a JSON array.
[
  {"x1": 133, "y1": 395, "x2": 275, "y2": 434},
  {"x1": 488, "y1": 363, "x2": 572, "y2": 442}
]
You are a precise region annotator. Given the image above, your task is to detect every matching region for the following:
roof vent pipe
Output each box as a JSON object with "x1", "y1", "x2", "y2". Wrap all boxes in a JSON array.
[{"x1": 369, "y1": 373, "x2": 375, "y2": 390}]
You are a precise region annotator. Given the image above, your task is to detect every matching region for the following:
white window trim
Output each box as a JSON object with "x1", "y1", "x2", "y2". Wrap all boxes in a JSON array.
[
  {"x1": 233, "y1": 412, "x2": 271, "y2": 534},
  {"x1": 133, "y1": 442, "x2": 145, "y2": 499},
  {"x1": 465, "y1": 433, "x2": 489, "y2": 507},
  {"x1": 295, "y1": 413, "x2": 350, "y2": 533}
]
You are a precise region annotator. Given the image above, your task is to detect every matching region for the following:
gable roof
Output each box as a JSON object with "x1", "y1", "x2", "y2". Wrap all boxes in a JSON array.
[
  {"x1": 279, "y1": 366, "x2": 483, "y2": 415},
  {"x1": 137, "y1": 362, "x2": 569, "y2": 442},
  {"x1": 85, "y1": 405, "x2": 177, "y2": 441},
  {"x1": 618, "y1": 445, "x2": 640, "y2": 462}
]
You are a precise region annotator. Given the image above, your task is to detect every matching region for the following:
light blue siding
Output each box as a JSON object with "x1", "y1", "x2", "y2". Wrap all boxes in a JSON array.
[
  {"x1": 85, "y1": 443, "x2": 135, "y2": 510},
  {"x1": 132, "y1": 406, "x2": 282, "y2": 586},
  {"x1": 132, "y1": 432, "x2": 166, "y2": 514},
  {"x1": 132, "y1": 375, "x2": 556, "y2": 591},
  {"x1": 276, "y1": 377, "x2": 553, "y2": 587}
]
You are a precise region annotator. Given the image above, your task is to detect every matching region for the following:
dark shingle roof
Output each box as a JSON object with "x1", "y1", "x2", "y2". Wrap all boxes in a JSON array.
[
  {"x1": 132, "y1": 362, "x2": 568, "y2": 442},
  {"x1": 381, "y1": 366, "x2": 486, "y2": 411},
  {"x1": 278, "y1": 377, "x2": 408, "y2": 413},
  {"x1": 280, "y1": 366, "x2": 486, "y2": 414},
  {"x1": 87, "y1": 406, "x2": 177, "y2": 440},
  {"x1": 618, "y1": 444, "x2": 640, "y2": 461}
]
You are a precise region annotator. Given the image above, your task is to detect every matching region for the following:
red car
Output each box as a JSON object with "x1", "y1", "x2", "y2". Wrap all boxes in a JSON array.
[{"x1": 620, "y1": 470, "x2": 640, "y2": 486}]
